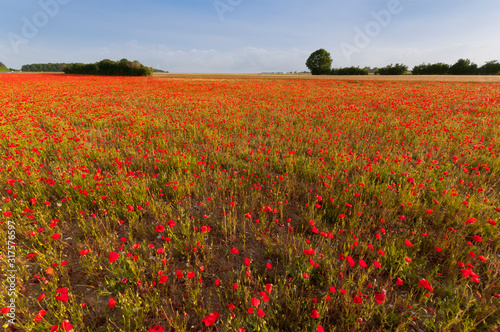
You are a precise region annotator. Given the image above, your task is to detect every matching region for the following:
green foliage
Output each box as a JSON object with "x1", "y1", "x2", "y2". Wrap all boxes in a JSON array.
[
  {"x1": 63, "y1": 59, "x2": 153, "y2": 76},
  {"x1": 479, "y1": 60, "x2": 500, "y2": 75},
  {"x1": 331, "y1": 66, "x2": 369, "y2": 75},
  {"x1": 0, "y1": 62, "x2": 9, "y2": 72},
  {"x1": 448, "y1": 59, "x2": 478, "y2": 75},
  {"x1": 412, "y1": 63, "x2": 450, "y2": 75},
  {"x1": 306, "y1": 49, "x2": 332, "y2": 75},
  {"x1": 375, "y1": 63, "x2": 408, "y2": 75},
  {"x1": 21, "y1": 63, "x2": 67, "y2": 72}
]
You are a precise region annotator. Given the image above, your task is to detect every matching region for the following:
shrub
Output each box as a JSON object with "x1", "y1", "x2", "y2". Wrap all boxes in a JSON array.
[
  {"x1": 63, "y1": 59, "x2": 153, "y2": 76},
  {"x1": 448, "y1": 59, "x2": 478, "y2": 75},
  {"x1": 331, "y1": 66, "x2": 369, "y2": 75},
  {"x1": 375, "y1": 63, "x2": 408, "y2": 75},
  {"x1": 412, "y1": 63, "x2": 450, "y2": 75}
]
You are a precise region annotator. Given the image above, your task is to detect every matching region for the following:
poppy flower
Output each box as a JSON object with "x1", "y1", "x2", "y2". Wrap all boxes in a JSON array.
[
  {"x1": 310, "y1": 309, "x2": 319, "y2": 318},
  {"x1": 34, "y1": 310, "x2": 47, "y2": 321},
  {"x1": 201, "y1": 311, "x2": 219, "y2": 327},
  {"x1": 60, "y1": 321, "x2": 73, "y2": 331},
  {"x1": 266, "y1": 284, "x2": 273, "y2": 294},
  {"x1": 346, "y1": 256, "x2": 355, "y2": 267},
  {"x1": 108, "y1": 298, "x2": 116, "y2": 309},
  {"x1": 374, "y1": 292, "x2": 386, "y2": 304},
  {"x1": 56, "y1": 293, "x2": 69, "y2": 302},
  {"x1": 404, "y1": 239, "x2": 414, "y2": 247},
  {"x1": 109, "y1": 252, "x2": 119, "y2": 263}
]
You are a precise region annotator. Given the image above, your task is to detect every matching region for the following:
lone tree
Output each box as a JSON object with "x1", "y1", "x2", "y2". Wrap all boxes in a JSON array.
[{"x1": 306, "y1": 49, "x2": 332, "y2": 75}]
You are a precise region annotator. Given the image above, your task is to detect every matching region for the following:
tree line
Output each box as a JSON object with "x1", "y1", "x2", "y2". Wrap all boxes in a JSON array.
[
  {"x1": 22, "y1": 63, "x2": 67, "y2": 72},
  {"x1": 20, "y1": 59, "x2": 153, "y2": 76},
  {"x1": 306, "y1": 49, "x2": 500, "y2": 75},
  {"x1": 64, "y1": 59, "x2": 153, "y2": 76}
]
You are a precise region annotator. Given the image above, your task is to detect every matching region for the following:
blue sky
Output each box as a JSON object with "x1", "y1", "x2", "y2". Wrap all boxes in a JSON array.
[{"x1": 1, "y1": 0, "x2": 500, "y2": 73}]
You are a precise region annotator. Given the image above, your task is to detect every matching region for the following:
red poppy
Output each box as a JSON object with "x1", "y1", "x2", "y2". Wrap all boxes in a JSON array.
[
  {"x1": 310, "y1": 309, "x2": 319, "y2": 319},
  {"x1": 374, "y1": 292, "x2": 386, "y2": 304},
  {"x1": 61, "y1": 320, "x2": 73, "y2": 331},
  {"x1": 201, "y1": 311, "x2": 219, "y2": 326},
  {"x1": 109, "y1": 252, "x2": 119, "y2": 263},
  {"x1": 346, "y1": 256, "x2": 355, "y2": 267},
  {"x1": 404, "y1": 239, "x2": 414, "y2": 247},
  {"x1": 266, "y1": 283, "x2": 273, "y2": 294}
]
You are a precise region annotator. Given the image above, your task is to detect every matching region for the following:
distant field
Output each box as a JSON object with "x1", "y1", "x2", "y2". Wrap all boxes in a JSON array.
[
  {"x1": 155, "y1": 72, "x2": 500, "y2": 82},
  {"x1": 1, "y1": 74, "x2": 499, "y2": 331}
]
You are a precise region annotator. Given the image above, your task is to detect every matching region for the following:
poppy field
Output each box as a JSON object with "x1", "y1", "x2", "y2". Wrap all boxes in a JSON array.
[{"x1": 1, "y1": 74, "x2": 499, "y2": 331}]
